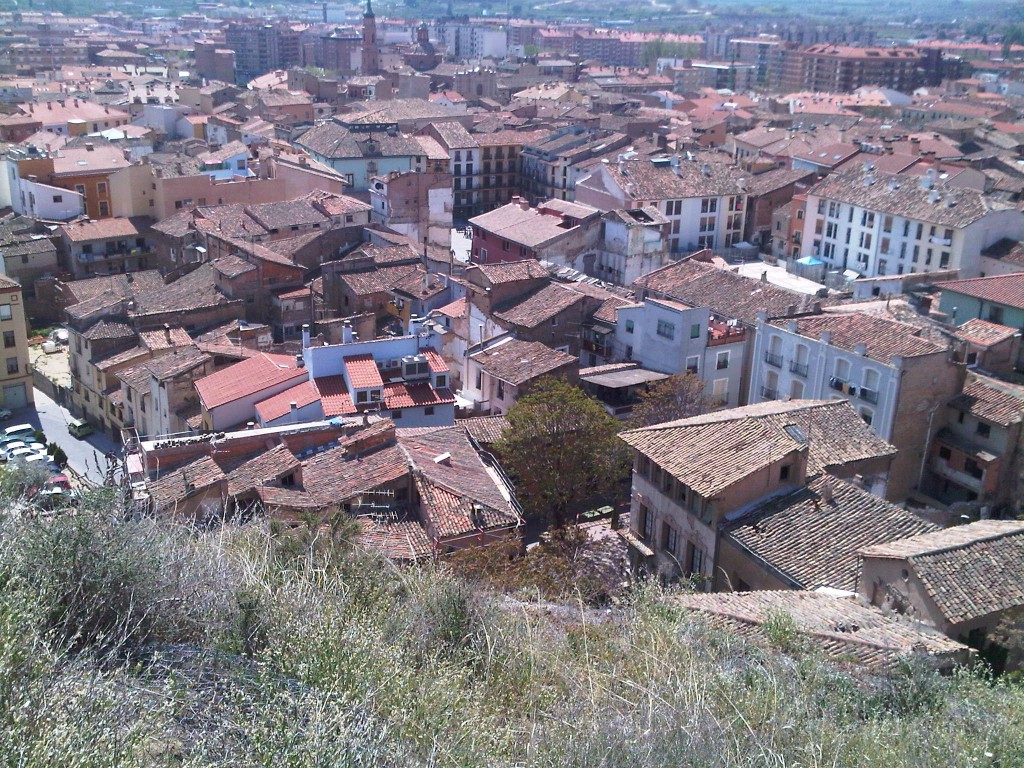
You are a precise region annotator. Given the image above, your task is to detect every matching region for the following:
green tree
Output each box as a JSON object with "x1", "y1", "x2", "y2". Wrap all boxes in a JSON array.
[
  {"x1": 628, "y1": 374, "x2": 707, "y2": 428},
  {"x1": 496, "y1": 377, "x2": 626, "y2": 529}
]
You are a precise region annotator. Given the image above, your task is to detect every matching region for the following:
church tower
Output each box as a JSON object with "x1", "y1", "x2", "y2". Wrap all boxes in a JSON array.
[{"x1": 362, "y1": 0, "x2": 379, "y2": 75}]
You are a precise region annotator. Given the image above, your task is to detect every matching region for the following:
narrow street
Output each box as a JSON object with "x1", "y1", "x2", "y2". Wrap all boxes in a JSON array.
[{"x1": 13, "y1": 388, "x2": 122, "y2": 487}]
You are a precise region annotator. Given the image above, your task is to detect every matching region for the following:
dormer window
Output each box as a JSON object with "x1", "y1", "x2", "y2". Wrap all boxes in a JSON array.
[{"x1": 436, "y1": 374, "x2": 447, "y2": 389}]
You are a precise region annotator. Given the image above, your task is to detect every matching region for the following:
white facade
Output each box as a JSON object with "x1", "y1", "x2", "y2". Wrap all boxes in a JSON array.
[
  {"x1": 595, "y1": 209, "x2": 669, "y2": 286},
  {"x1": 801, "y1": 179, "x2": 1024, "y2": 280},
  {"x1": 7, "y1": 168, "x2": 84, "y2": 221},
  {"x1": 749, "y1": 318, "x2": 901, "y2": 440}
]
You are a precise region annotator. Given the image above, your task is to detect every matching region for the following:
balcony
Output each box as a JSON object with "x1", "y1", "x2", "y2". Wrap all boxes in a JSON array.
[
  {"x1": 789, "y1": 360, "x2": 809, "y2": 376},
  {"x1": 761, "y1": 386, "x2": 778, "y2": 400},
  {"x1": 860, "y1": 387, "x2": 879, "y2": 404},
  {"x1": 764, "y1": 351, "x2": 783, "y2": 368}
]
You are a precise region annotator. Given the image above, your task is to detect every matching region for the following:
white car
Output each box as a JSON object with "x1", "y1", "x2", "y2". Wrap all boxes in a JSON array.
[
  {"x1": 0, "y1": 441, "x2": 27, "y2": 460},
  {"x1": 7, "y1": 447, "x2": 39, "y2": 462},
  {"x1": 0, "y1": 409, "x2": 11, "y2": 421}
]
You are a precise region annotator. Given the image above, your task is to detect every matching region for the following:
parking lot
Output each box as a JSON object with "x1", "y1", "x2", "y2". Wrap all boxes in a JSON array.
[{"x1": 5, "y1": 388, "x2": 122, "y2": 487}]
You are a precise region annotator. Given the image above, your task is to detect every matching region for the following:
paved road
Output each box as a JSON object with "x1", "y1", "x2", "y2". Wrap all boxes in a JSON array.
[{"x1": 11, "y1": 388, "x2": 122, "y2": 486}]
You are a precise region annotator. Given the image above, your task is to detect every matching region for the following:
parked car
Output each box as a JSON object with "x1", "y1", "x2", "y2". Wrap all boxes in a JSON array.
[
  {"x1": 4, "y1": 424, "x2": 36, "y2": 441},
  {"x1": 46, "y1": 474, "x2": 72, "y2": 491},
  {"x1": 68, "y1": 418, "x2": 93, "y2": 439},
  {"x1": 7, "y1": 447, "x2": 40, "y2": 462},
  {"x1": 0, "y1": 409, "x2": 12, "y2": 421}
]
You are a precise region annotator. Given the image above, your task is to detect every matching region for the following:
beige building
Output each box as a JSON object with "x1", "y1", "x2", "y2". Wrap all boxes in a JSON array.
[
  {"x1": 859, "y1": 520, "x2": 1024, "y2": 650},
  {"x1": 618, "y1": 399, "x2": 905, "y2": 587},
  {"x1": 0, "y1": 276, "x2": 32, "y2": 409}
]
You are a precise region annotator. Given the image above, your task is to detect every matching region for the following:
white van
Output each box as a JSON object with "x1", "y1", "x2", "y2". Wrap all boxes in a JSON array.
[{"x1": 4, "y1": 424, "x2": 35, "y2": 440}]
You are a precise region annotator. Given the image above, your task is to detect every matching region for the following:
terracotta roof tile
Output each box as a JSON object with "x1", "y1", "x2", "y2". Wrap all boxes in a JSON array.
[
  {"x1": 313, "y1": 375, "x2": 357, "y2": 416},
  {"x1": 948, "y1": 374, "x2": 1024, "y2": 427},
  {"x1": 470, "y1": 338, "x2": 577, "y2": 386},
  {"x1": 344, "y1": 354, "x2": 383, "y2": 389},
  {"x1": 493, "y1": 283, "x2": 588, "y2": 328},
  {"x1": 383, "y1": 382, "x2": 455, "y2": 409},
  {"x1": 937, "y1": 273, "x2": 1024, "y2": 311},
  {"x1": 149, "y1": 455, "x2": 225, "y2": 512},
  {"x1": 224, "y1": 444, "x2": 301, "y2": 497},
  {"x1": 670, "y1": 591, "x2": 967, "y2": 669},
  {"x1": 195, "y1": 352, "x2": 308, "y2": 410},
  {"x1": 726, "y1": 475, "x2": 938, "y2": 591},
  {"x1": 772, "y1": 313, "x2": 946, "y2": 361},
  {"x1": 254, "y1": 379, "x2": 321, "y2": 423},
  {"x1": 859, "y1": 520, "x2": 1024, "y2": 626},
  {"x1": 635, "y1": 258, "x2": 820, "y2": 325}
]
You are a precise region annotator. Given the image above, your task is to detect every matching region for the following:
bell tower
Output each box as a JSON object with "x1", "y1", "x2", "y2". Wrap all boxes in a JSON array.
[{"x1": 362, "y1": 0, "x2": 379, "y2": 75}]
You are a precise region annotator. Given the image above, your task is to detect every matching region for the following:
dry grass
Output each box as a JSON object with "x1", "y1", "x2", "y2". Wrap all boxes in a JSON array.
[{"x1": 0, "y1": 473, "x2": 1022, "y2": 767}]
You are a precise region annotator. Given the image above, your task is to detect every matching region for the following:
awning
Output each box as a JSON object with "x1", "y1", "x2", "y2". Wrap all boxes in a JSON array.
[{"x1": 618, "y1": 528, "x2": 655, "y2": 557}]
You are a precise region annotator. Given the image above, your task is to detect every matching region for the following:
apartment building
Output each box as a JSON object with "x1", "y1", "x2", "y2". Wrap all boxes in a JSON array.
[
  {"x1": 776, "y1": 45, "x2": 926, "y2": 93},
  {"x1": 469, "y1": 197, "x2": 601, "y2": 266},
  {"x1": 799, "y1": 170, "x2": 1024, "y2": 279},
  {"x1": 750, "y1": 312, "x2": 963, "y2": 500},
  {"x1": 369, "y1": 169, "x2": 453, "y2": 248},
  {"x1": 0, "y1": 276, "x2": 32, "y2": 410},
  {"x1": 519, "y1": 126, "x2": 631, "y2": 205},
  {"x1": 923, "y1": 373, "x2": 1024, "y2": 509},
  {"x1": 58, "y1": 218, "x2": 153, "y2": 279},
  {"x1": 619, "y1": 400, "x2": 908, "y2": 587},
  {"x1": 613, "y1": 298, "x2": 744, "y2": 409},
  {"x1": 576, "y1": 155, "x2": 747, "y2": 254}
]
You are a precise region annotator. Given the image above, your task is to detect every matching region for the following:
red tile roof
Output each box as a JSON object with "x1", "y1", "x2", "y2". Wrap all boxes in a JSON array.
[
  {"x1": 433, "y1": 296, "x2": 468, "y2": 319},
  {"x1": 383, "y1": 382, "x2": 455, "y2": 409},
  {"x1": 254, "y1": 379, "x2": 321, "y2": 423},
  {"x1": 937, "y1": 273, "x2": 1024, "y2": 310},
  {"x1": 195, "y1": 352, "x2": 308, "y2": 410},
  {"x1": 423, "y1": 348, "x2": 448, "y2": 374},
  {"x1": 313, "y1": 375, "x2": 357, "y2": 416},
  {"x1": 344, "y1": 354, "x2": 383, "y2": 389},
  {"x1": 956, "y1": 318, "x2": 1019, "y2": 347}
]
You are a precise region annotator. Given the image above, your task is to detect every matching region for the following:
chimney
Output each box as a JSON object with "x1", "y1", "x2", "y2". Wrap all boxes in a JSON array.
[
  {"x1": 821, "y1": 331, "x2": 831, "y2": 345},
  {"x1": 290, "y1": 401, "x2": 298, "y2": 421},
  {"x1": 164, "y1": 322, "x2": 171, "y2": 342},
  {"x1": 342, "y1": 320, "x2": 353, "y2": 344},
  {"x1": 301, "y1": 323, "x2": 311, "y2": 349},
  {"x1": 295, "y1": 353, "x2": 304, "y2": 368},
  {"x1": 854, "y1": 343, "x2": 867, "y2": 356},
  {"x1": 910, "y1": 137, "x2": 921, "y2": 155},
  {"x1": 519, "y1": 198, "x2": 530, "y2": 211},
  {"x1": 821, "y1": 478, "x2": 834, "y2": 504},
  {"x1": 247, "y1": 421, "x2": 255, "y2": 430}
]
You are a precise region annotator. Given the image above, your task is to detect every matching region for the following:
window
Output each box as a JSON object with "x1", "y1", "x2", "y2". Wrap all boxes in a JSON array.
[
  {"x1": 391, "y1": 409, "x2": 403, "y2": 419},
  {"x1": 52, "y1": 194, "x2": 63, "y2": 203},
  {"x1": 976, "y1": 421, "x2": 991, "y2": 439},
  {"x1": 662, "y1": 522, "x2": 678, "y2": 556},
  {"x1": 779, "y1": 465, "x2": 791, "y2": 481},
  {"x1": 939, "y1": 446, "x2": 952, "y2": 460},
  {"x1": 656, "y1": 320, "x2": 675, "y2": 339},
  {"x1": 496, "y1": 381, "x2": 504, "y2": 400},
  {"x1": 356, "y1": 391, "x2": 368, "y2": 404},
  {"x1": 716, "y1": 351, "x2": 729, "y2": 370},
  {"x1": 988, "y1": 306, "x2": 1004, "y2": 325},
  {"x1": 640, "y1": 504, "x2": 653, "y2": 541},
  {"x1": 685, "y1": 356, "x2": 699, "y2": 375},
  {"x1": 436, "y1": 375, "x2": 447, "y2": 388},
  {"x1": 2, "y1": 331, "x2": 14, "y2": 348},
  {"x1": 711, "y1": 377, "x2": 728, "y2": 405},
  {"x1": 98, "y1": 201, "x2": 109, "y2": 217},
  {"x1": 0, "y1": 305, "x2": 11, "y2": 322},
  {"x1": 625, "y1": 319, "x2": 634, "y2": 334},
  {"x1": 75, "y1": 184, "x2": 86, "y2": 195},
  {"x1": 97, "y1": 182, "x2": 107, "y2": 194},
  {"x1": 475, "y1": 369, "x2": 483, "y2": 389},
  {"x1": 5, "y1": 357, "x2": 18, "y2": 375},
  {"x1": 965, "y1": 458, "x2": 984, "y2": 479},
  {"x1": 686, "y1": 541, "x2": 705, "y2": 576},
  {"x1": 425, "y1": 406, "x2": 435, "y2": 416},
  {"x1": 689, "y1": 323, "x2": 701, "y2": 339}
]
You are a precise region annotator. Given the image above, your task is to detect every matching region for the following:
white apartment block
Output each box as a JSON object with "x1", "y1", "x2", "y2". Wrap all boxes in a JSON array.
[
  {"x1": 576, "y1": 155, "x2": 748, "y2": 255},
  {"x1": 800, "y1": 170, "x2": 1024, "y2": 279}
]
